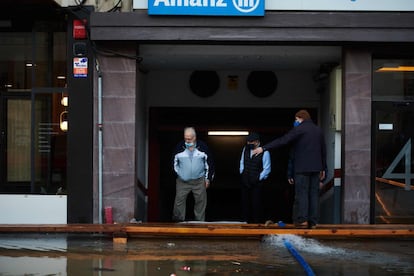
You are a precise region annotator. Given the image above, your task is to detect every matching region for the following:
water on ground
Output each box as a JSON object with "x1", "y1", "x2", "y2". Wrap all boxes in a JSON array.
[{"x1": 0, "y1": 233, "x2": 413, "y2": 275}]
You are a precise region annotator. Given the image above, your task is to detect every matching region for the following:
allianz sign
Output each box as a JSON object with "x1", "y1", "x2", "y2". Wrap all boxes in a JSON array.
[{"x1": 148, "y1": 0, "x2": 265, "y2": 16}]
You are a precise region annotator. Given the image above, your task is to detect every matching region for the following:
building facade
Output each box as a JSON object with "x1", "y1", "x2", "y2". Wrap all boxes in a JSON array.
[{"x1": 1, "y1": 0, "x2": 413, "y2": 224}]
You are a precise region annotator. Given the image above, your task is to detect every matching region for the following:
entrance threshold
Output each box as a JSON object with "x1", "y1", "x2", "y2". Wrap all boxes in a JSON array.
[{"x1": 0, "y1": 223, "x2": 413, "y2": 241}]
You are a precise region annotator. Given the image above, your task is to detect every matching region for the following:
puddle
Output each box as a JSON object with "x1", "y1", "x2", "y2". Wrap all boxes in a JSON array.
[
  {"x1": 265, "y1": 234, "x2": 414, "y2": 275},
  {"x1": 0, "y1": 233, "x2": 413, "y2": 275}
]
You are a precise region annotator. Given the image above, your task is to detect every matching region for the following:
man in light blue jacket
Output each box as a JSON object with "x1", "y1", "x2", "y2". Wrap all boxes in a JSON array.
[{"x1": 172, "y1": 127, "x2": 215, "y2": 222}]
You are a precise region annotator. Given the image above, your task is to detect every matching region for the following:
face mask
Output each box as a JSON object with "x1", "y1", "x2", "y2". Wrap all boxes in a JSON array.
[
  {"x1": 246, "y1": 143, "x2": 255, "y2": 150},
  {"x1": 185, "y1": 142, "x2": 194, "y2": 148},
  {"x1": 293, "y1": 120, "x2": 301, "y2": 127}
]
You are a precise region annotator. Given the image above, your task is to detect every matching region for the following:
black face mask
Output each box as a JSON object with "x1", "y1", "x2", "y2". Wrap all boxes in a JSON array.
[{"x1": 246, "y1": 143, "x2": 255, "y2": 150}]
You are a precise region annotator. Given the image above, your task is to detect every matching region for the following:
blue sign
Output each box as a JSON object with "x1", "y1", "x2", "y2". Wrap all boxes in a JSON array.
[{"x1": 148, "y1": 0, "x2": 264, "y2": 16}]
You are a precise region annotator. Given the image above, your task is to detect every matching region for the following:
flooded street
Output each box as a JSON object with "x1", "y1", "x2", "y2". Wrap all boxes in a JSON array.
[{"x1": 0, "y1": 233, "x2": 413, "y2": 275}]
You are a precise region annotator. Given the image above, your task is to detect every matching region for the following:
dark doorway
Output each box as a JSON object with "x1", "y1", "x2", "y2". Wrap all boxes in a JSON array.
[{"x1": 148, "y1": 107, "x2": 318, "y2": 223}]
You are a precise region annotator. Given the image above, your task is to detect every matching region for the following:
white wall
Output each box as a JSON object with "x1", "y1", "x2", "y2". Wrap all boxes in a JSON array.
[
  {"x1": 145, "y1": 70, "x2": 320, "y2": 108},
  {"x1": 0, "y1": 195, "x2": 67, "y2": 224}
]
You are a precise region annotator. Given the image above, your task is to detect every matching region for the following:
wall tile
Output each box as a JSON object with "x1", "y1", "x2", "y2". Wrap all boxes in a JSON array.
[
  {"x1": 103, "y1": 148, "x2": 135, "y2": 174},
  {"x1": 103, "y1": 173, "x2": 135, "y2": 197},
  {"x1": 103, "y1": 97, "x2": 136, "y2": 122},
  {"x1": 344, "y1": 73, "x2": 371, "y2": 98},
  {"x1": 98, "y1": 50, "x2": 136, "y2": 72},
  {"x1": 102, "y1": 71, "x2": 136, "y2": 97},
  {"x1": 344, "y1": 97, "x2": 371, "y2": 124},
  {"x1": 103, "y1": 122, "x2": 135, "y2": 148},
  {"x1": 344, "y1": 49, "x2": 371, "y2": 73},
  {"x1": 344, "y1": 123, "x2": 371, "y2": 150},
  {"x1": 344, "y1": 150, "x2": 371, "y2": 176}
]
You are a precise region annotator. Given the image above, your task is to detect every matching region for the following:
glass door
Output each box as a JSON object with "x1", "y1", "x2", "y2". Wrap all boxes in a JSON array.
[
  {"x1": 0, "y1": 95, "x2": 31, "y2": 193},
  {"x1": 373, "y1": 102, "x2": 414, "y2": 223},
  {"x1": 33, "y1": 91, "x2": 68, "y2": 194},
  {"x1": 0, "y1": 17, "x2": 67, "y2": 194}
]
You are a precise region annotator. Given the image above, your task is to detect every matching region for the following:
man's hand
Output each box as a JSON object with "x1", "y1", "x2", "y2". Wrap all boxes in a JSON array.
[
  {"x1": 205, "y1": 179, "x2": 210, "y2": 188},
  {"x1": 319, "y1": 170, "x2": 326, "y2": 181},
  {"x1": 252, "y1": 146, "x2": 264, "y2": 156}
]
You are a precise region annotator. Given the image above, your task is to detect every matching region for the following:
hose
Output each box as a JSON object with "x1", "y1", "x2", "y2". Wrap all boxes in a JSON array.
[{"x1": 283, "y1": 238, "x2": 316, "y2": 276}]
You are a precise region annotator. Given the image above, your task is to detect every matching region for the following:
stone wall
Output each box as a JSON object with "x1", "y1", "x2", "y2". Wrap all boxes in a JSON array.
[
  {"x1": 342, "y1": 48, "x2": 372, "y2": 224},
  {"x1": 93, "y1": 45, "x2": 137, "y2": 223}
]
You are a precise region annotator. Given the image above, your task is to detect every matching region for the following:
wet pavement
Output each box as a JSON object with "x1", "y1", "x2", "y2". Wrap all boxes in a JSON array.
[{"x1": 0, "y1": 233, "x2": 413, "y2": 275}]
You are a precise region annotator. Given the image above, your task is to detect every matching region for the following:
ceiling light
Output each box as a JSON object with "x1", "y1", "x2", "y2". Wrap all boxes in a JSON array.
[
  {"x1": 57, "y1": 75, "x2": 66, "y2": 80},
  {"x1": 208, "y1": 131, "x2": 249, "y2": 136},
  {"x1": 376, "y1": 66, "x2": 414, "y2": 72}
]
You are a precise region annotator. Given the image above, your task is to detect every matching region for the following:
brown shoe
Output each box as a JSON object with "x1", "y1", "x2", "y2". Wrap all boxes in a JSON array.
[{"x1": 294, "y1": 221, "x2": 308, "y2": 228}]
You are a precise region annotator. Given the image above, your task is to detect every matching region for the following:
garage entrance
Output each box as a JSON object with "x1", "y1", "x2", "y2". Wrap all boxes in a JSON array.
[{"x1": 139, "y1": 44, "x2": 341, "y2": 222}]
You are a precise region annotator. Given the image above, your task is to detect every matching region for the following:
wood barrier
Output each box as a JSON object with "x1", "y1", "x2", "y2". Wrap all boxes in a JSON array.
[{"x1": 0, "y1": 223, "x2": 413, "y2": 243}]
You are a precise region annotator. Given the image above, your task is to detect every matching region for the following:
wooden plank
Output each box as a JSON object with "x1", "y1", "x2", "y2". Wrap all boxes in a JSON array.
[
  {"x1": 123, "y1": 225, "x2": 414, "y2": 238},
  {"x1": 0, "y1": 223, "x2": 412, "y2": 238},
  {"x1": 0, "y1": 224, "x2": 123, "y2": 233}
]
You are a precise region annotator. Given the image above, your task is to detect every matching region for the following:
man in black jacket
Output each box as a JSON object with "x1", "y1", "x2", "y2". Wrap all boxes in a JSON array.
[{"x1": 252, "y1": 110, "x2": 326, "y2": 229}]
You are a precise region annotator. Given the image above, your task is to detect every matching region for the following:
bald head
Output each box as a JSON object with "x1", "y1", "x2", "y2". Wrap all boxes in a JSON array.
[
  {"x1": 184, "y1": 127, "x2": 197, "y2": 148},
  {"x1": 184, "y1": 127, "x2": 196, "y2": 138}
]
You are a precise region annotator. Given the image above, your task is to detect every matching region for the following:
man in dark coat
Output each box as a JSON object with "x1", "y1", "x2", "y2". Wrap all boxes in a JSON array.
[{"x1": 252, "y1": 110, "x2": 326, "y2": 228}]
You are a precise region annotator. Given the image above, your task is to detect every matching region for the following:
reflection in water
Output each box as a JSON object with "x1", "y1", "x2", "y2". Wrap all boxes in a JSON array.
[
  {"x1": 1, "y1": 256, "x2": 66, "y2": 275},
  {"x1": 0, "y1": 233, "x2": 413, "y2": 275}
]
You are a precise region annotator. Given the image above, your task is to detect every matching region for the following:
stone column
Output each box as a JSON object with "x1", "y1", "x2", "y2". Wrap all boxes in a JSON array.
[
  {"x1": 342, "y1": 49, "x2": 372, "y2": 224},
  {"x1": 93, "y1": 45, "x2": 137, "y2": 223}
]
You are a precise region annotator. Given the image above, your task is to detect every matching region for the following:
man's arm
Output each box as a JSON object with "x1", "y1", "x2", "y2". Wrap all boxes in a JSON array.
[
  {"x1": 199, "y1": 140, "x2": 215, "y2": 182},
  {"x1": 259, "y1": 151, "x2": 271, "y2": 181},
  {"x1": 253, "y1": 128, "x2": 300, "y2": 156},
  {"x1": 239, "y1": 147, "x2": 245, "y2": 174}
]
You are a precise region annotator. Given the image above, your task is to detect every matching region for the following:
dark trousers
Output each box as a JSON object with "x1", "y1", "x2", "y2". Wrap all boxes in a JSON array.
[
  {"x1": 293, "y1": 172, "x2": 320, "y2": 225},
  {"x1": 241, "y1": 179, "x2": 263, "y2": 223}
]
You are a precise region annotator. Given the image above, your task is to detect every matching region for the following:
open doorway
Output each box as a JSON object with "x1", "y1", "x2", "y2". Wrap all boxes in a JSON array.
[
  {"x1": 148, "y1": 107, "x2": 318, "y2": 222},
  {"x1": 139, "y1": 44, "x2": 339, "y2": 222}
]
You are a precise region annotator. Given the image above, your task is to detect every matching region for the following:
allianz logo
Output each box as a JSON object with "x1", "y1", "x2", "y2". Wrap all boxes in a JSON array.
[{"x1": 152, "y1": 0, "x2": 261, "y2": 13}]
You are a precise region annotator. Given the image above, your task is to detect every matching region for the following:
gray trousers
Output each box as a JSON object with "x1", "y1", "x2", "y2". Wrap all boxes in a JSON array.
[
  {"x1": 293, "y1": 172, "x2": 320, "y2": 225},
  {"x1": 173, "y1": 177, "x2": 207, "y2": 222}
]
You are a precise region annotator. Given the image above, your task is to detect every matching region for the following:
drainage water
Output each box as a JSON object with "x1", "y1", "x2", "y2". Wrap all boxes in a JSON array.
[{"x1": 0, "y1": 233, "x2": 413, "y2": 275}]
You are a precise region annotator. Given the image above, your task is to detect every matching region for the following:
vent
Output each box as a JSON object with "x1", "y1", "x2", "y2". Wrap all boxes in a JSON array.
[
  {"x1": 189, "y1": 71, "x2": 220, "y2": 98},
  {"x1": 247, "y1": 71, "x2": 277, "y2": 98}
]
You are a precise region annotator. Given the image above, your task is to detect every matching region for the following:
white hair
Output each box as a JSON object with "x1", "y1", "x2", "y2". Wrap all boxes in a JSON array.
[{"x1": 184, "y1": 127, "x2": 196, "y2": 137}]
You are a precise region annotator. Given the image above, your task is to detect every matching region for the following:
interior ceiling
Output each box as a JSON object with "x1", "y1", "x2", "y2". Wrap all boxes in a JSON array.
[{"x1": 139, "y1": 45, "x2": 342, "y2": 71}]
